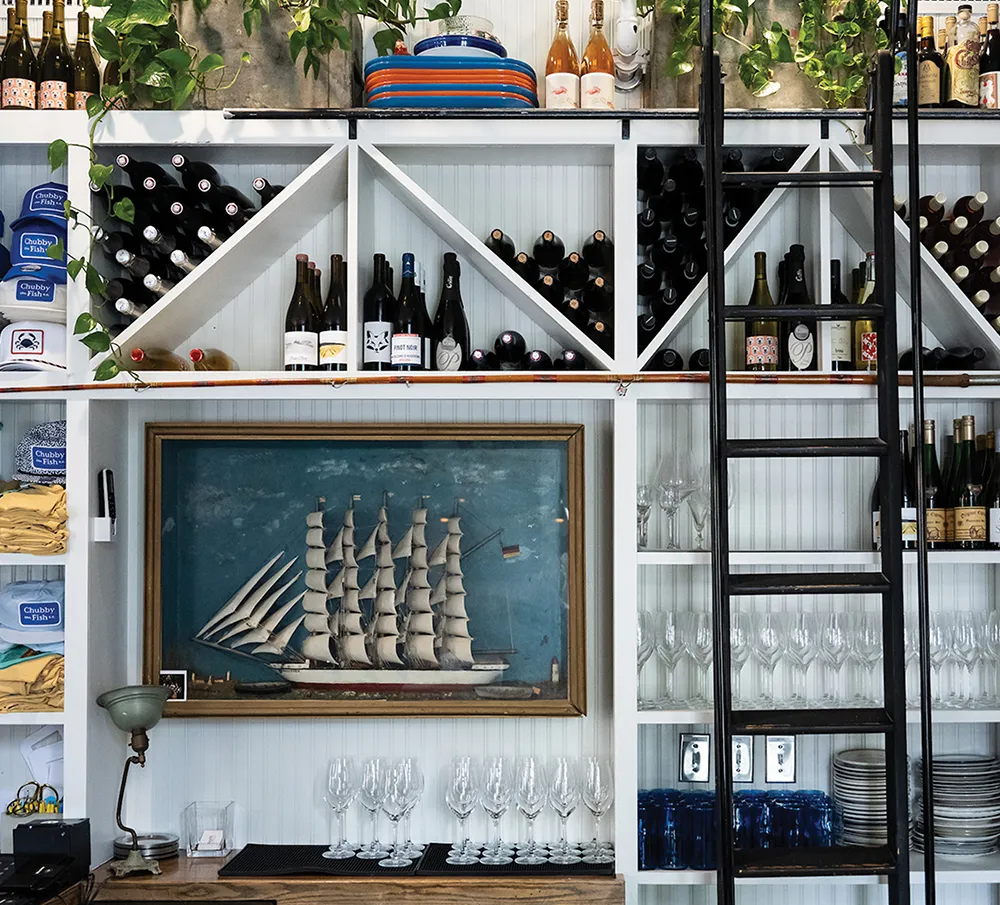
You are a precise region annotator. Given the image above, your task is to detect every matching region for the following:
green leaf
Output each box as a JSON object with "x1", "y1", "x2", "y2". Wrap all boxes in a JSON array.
[
  {"x1": 424, "y1": 1, "x2": 453, "y2": 21},
  {"x1": 137, "y1": 59, "x2": 173, "y2": 86},
  {"x1": 85, "y1": 94, "x2": 105, "y2": 118},
  {"x1": 157, "y1": 48, "x2": 192, "y2": 71},
  {"x1": 288, "y1": 28, "x2": 307, "y2": 63},
  {"x1": 126, "y1": 23, "x2": 166, "y2": 44},
  {"x1": 122, "y1": 0, "x2": 172, "y2": 28},
  {"x1": 67, "y1": 258, "x2": 85, "y2": 281},
  {"x1": 74, "y1": 312, "x2": 97, "y2": 335},
  {"x1": 85, "y1": 263, "x2": 105, "y2": 296},
  {"x1": 112, "y1": 197, "x2": 135, "y2": 224},
  {"x1": 173, "y1": 73, "x2": 196, "y2": 108},
  {"x1": 449, "y1": 0, "x2": 461, "y2": 13},
  {"x1": 47, "y1": 139, "x2": 68, "y2": 171},
  {"x1": 765, "y1": 22, "x2": 794, "y2": 62},
  {"x1": 373, "y1": 27, "x2": 403, "y2": 57},
  {"x1": 99, "y1": 0, "x2": 132, "y2": 31},
  {"x1": 196, "y1": 52, "x2": 225, "y2": 74},
  {"x1": 92, "y1": 20, "x2": 120, "y2": 59},
  {"x1": 101, "y1": 83, "x2": 125, "y2": 103},
  {"x1": 243, "y1": 3, "x2": 262, "y2": 36},
  {"x1": 241, "y1": 50, "x2": 251, "y2": 63},
  {"x1": 150, "y1": 85, "x2": 174, "y2": 103},
  {"x1": 93, "y1": 359, "x2": 120, "y2": 381},
  {"x1": 329, "y1": 23, "x2": 349, "y2": 49},
  {"x1": 89, "y1": 163, "x2": 114, "y2": 189},
  {"x1": 46, "y1": 239, "x2": 65, "y2": 261},
  {"x1": 82, "y1": 331, "x2": 112, "y2": 352}
]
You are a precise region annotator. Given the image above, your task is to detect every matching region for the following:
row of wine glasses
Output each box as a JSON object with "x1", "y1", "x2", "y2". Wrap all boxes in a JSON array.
[{"x1": 445, "y1": 755, "x2": 616, "y2": 865}]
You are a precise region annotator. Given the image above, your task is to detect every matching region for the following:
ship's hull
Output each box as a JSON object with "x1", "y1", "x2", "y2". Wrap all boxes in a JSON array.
[{"x1": 277, "y1": 663, "x2": 508, "y2": 691}]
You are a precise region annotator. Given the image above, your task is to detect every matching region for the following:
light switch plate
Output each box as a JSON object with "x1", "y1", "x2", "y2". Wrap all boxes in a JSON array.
[
  {"x1": 765, "y1": 735, "x2": 796, "y2": 783},
  {"x1": 679, "y1": 733, "x2": 711, "y2": 783},
  {"x1": 732, "y1": 735, "x2": 754, "y2": 783}
]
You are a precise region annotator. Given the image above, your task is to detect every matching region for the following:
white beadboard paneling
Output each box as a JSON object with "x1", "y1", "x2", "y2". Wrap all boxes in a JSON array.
[{"x1": 122, "y1": 398, "x2": 611, "y2": 849}]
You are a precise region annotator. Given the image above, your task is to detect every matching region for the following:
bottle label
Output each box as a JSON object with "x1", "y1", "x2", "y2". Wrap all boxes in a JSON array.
[
  {"x1": 872, "y1": 511, "x2": 881, "y2": 550},
  {"x1": 73, "y1": 90, "x2": 93, "y2": 110},
  {"x1": 919, "y1": 60, "x2": 943, "y2": 106},
  {"x1": 38, "y1": 80, "x2": 69, "y2": 110},
  {"x1": 926, "y1": 507, "x2": 947, "y2": 543},
  {"x1": 319, "y1": 329, "x2": 348, "y2": 366},
  {"x1": 787, "y1": 323, "x2": 815, "y2": 370},
  {"x1": 945, "y1": 507, "x2": 956, "y2": 542},
  {"x1": 860, "y1": 331, "x2": 878, "y2": 363},
  {"x1": 435, "y1": 336, "x2": 463, "y2": 371},
  {"x1": 580, "y1": 72, "x2": 615, "y2": 110},
  {"x1": 948, "y1": 40, "x2": 981, "y2": 106},
  {"x1": 981, "y1": 71, "x2": 1000, "y2": 108},
  {"x1": 954, "y1": 505, "x2": 988, "y2": 541},
  {"x1": 893, "y1": 51, "x2": 908, "y2": 104},
  {"x1": 902, "y1": 506, "x2": 918, "y2": 540},
  {"x1": 991, "y1": 507, "x2": 1000, "y2": 544},
  {"x1": 362, "y1": 320, "x2": 392, "y2": 364},
  {"x1": 1, "y1": 78, "x2": 36, "y2": 109},
  {"x1": 745, "y1": 335, "x2": 778, "y2": 367},
  {"x1": 390, "y1": 332, "x2": 422, "y2": 367},
  {"x1": 284, "y1": 331, "x2": 318, "y2": 367},
  {"x1": 829, "y1": 322, "x2": 852, "y2": 363},
  {"x1": 545, "y1": 72, "x2": 580, "y2": 109}
]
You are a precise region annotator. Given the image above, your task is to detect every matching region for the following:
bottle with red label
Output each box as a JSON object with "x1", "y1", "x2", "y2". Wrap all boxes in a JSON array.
[
  {"x1": 580, "y1": 0, "x2": 615, "y2": 109},
  {"x1": 545, "y1": 0, "x2": 579, "y2": 109},
  {"x1": 853, "y1": 252, "x2": 878, "y2": 372},
  {"x1": 1, "y1": 0, "x2": 37, "y2": 110},
  {"x1": 744, "y1": 251, "x2": 778, "y2": 372}
]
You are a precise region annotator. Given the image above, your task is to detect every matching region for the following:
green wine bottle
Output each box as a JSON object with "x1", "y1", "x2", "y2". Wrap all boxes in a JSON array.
[
  {"x1": 72, "y1": 10, "x2": 100, "y2": 110},
  {"x1": 744, "y1": 251, "x2": 778, "y2": 372},
  {"x1": 1, "y1": 0, "x2": 37, "y2": 109},
  {"x1": 38, "y1": 0, "x2": 72, "y2": 109}
]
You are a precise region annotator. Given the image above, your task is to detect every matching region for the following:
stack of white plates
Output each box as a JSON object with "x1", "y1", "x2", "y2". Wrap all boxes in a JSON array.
[
  {"x1": 914, "y1": 755, "x2": 1000, "y2": 856},
  {"x1": 833, "y1": 748, "x2": 911, "y2": 847}
]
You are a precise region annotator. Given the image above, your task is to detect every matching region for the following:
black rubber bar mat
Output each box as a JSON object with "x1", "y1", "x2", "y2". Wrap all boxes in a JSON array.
[
  {"x1": 218, "y1": 844, "x2": 420, "y2": 877},
  {"x1": 414, "y1": 842, "x2": 616, "y2": 877}
]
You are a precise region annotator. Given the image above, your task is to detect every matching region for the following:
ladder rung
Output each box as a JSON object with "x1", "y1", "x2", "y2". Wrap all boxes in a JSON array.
[
  {"x1": 728, "y1": 571, "x2": 891, "y2": 595},
  {"x1": 727, "y1": 438, "x2": 888, "y2": 458},
  {"x1": 721, "y1": 171, "x2": 883, "y2": 186},
  {"x1": 722, "y1": 304, "x2": 885, "y2": 322},
  {"x1": 730, "y1": 707, "x2": 893, "y2": 735},
  {"x1": 734, "y1": 845, "x2": 894, "y2": 878}
]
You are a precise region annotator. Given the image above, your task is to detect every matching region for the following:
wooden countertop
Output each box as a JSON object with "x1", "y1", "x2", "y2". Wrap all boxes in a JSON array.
[{"x1": 93, "y1": 854, "x2": 626, "y2": 905}]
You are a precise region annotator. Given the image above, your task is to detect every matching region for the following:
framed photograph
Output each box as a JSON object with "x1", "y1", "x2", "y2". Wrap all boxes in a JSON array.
[
  {"x1": 159, "y1": 669, "x2": 188, "y2": 702},
  {"x1": 144, "y1": 423, "x2": 586, "y2": 718}
]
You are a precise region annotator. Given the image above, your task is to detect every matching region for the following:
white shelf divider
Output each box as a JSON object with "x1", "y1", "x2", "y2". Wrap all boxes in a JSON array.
[{"x1": 638, "y1": 549, "x2": 1000, "y2": 565}]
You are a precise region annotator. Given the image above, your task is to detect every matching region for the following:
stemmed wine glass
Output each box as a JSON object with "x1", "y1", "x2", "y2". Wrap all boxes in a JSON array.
[
  {"x1": 656, "y1": 452, "x2": 698, "y2": 551},
  {"x1": 323, "y1": 757, "x2": 358, "y2": 860},
  {"x1": 395, "y1": 757, "x2": 424, "y2": 860},
  {"x1": 753, "y1": 612, "x2": 783, "y2": 707},
  {"x1": 730, "y1": 612, "x2": 752, "y2": 708},
  {"x1": 784, "y1": 612, "x2": 818, "y2": 707},
  {"x1": 581, "y1": 757, "x2": 615, "y2": 864},
  {"x1": 379, "y1": 759, "x2": 423, "y2": 868},
  {"x1": 479, "y1": 756, "x2": 515, "y2": 866},
  {"x1": 445, "y1": 756, "x2": 480, "y2": 865},
  {"x1": 637, "y1": 609, "x2": 655, "y2": 709},
  {"x1": 687, "y1": 468, "x2": 711, "y2": 551},
  {"x1": 854, "y1": 612, "x2": 883, "y2": 705},
  {"x1": 637, "y1": 484, "x2": 653, "y2": 549},
  {"x1": 357, "y1": 757, "x2": 390, "y2": 860},
  {"x1": 820, "y1": 612, "x2": 850, "y2": 706},
  {"x1": 684, "y1": 612, "x2": 714, "y2": 708},
  {"x1": 548, "y1": 756, "x2": 582, "y2": 865},
  {"x1": 655, "y1": 611, "x2": 685, "y2": 707},
  {"x1": 514, "y1": 756, "x2": 548, "y2": 865}
]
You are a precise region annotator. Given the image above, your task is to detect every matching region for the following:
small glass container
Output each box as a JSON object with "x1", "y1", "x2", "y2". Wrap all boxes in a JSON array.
[{"x1": 183, "y1": 801, "x2": 235, "y2": 857}]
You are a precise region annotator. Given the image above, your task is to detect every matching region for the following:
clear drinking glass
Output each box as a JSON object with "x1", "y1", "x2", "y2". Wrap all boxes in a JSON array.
[
  {"x1": 548, "y1": 756, "x2": 582, "y2": 865},
  {"x1": 953, "y1": 611, "x2": 978, "y2": 707},
  {"x1": 753, "y1": 612, "x2": 784, "y2": 707},
  {"x1": 514, "y1": 756, "x2": 548, "y2": 865},
  {"x1": 904, "y1": 612, "x2": 921, "y2": 709},
  {"x1": 656, "y1": 452, "x2": 698, "y2": 551},
  {"x1": 357, "y1": 757, "x2": 390, "y2": 859},
  {"x1": 395, "y1": 757, "x2": 424, "y2": 860},
  {"x1": 854, "y1": 612, "x2": 883, "y2": 706},
  {"x1": 479, "y1": 756, "x2": 515, "y2": 865},
  {"x1": 783, "y1": 612, "x2": 817, "y2": 707},
  {"x1": 637, "y1": 484, "x2": 653, "y2": 549},
  {"x1": 323, "y1": 757, "x2": 358, "y2": 860},
  {"x1": 637, "y1": 609, "x2": 655, "y2": 710},
  {"x1": 655, "y1": 611, "x2": 685, "y2": 707},
  {"x1": 684, "y1": 612, "x2": 714, "y2": 708},
  {"x1": 979, "y1": 611, "x2": 1000, "y2": 707},
  {"x1": 445, "y1": 756, "x2": 480, "y2": 865},
  {"x1": 687, "y1": 469, "x2": 711, "y2": 551},
  {"x1": 379, "y1": 759, "x2": 422, "y2": 868},
  {"x1": 581, "y1": 756, "x2": 615, "y2": 864},
  {"x1": 929, "y1": 612, "x2": 953, "y2": 708},
  {"x1": 819, "y1": 612, "x2": 850, "y2": 706},
  {"x1": 730, "y1": 612, "x2": 752, "y2": 708}
]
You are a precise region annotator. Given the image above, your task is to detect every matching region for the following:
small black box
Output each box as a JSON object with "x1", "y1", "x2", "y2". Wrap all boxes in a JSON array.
[{"x1": 13, "y1": 819, "x2": 90, "y2": 885}]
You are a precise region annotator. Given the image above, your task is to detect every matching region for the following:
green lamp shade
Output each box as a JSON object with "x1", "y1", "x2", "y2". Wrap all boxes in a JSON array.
[{"x1": 97, "y1": 685, "x2": 171, "y2": 732}]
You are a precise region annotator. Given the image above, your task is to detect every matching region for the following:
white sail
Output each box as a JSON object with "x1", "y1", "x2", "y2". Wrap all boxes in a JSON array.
[
  {"x1": 442, "y1": 616, "x2": 472, "y2": 638},
  {"x1": 410, "y1": 546, "x2": 429, "y2": 571},
  {"x1": 358, "y1": 572, "x2": 377, "y2": 600},
  {"x1": 441, "y1": 595, "x2": 469, "y2": 619},
  {"x1": 325, "y1": 526, "x2": 345, "y2": 564},
  {"x1": 440, "y1": 635, "x2": 475, "y2": 666},
  {"x1": 377, "y1": 569, "x2": 396, "y2": 591},
  {"x1": 303, "y1": 590, "x2": 329, "y2": 613},
  {"x1": 375, "y1": 635, "x2": 405, "y2": 667},
  {"x1": 446, "y1": 575, "x2": 466, "y2": 595},
  {"x1": 306, "y1": 527, "x2": 324, "y2": 547},
  {"x1": 340, "y1": 588, "x2": 363, "y2": 614},
  {"x1": 306, "y1": 510, "x2": 324, "y2": 529},
  {"x1": 196, "y1": 552, "x2": 285, "y2": 637},
  {"x1": 445, "y1": 552, "x2": 463, "y2": 576},
  {"x1": 217, "y1": 572, "x2": 302, "y2": 642},
  {"x1": 392, "y1": 527, "x2": 413, "y2": 560},
  {"x1": 231, "y1": 595, "x2": 303, "y2": 648},
  {"x1": 376, "y1": 545, "x2": 394, "y2": 569},
  {"x1": 205, "y1": 557, "x2": 299, "y2": 637},
  {"x1": 407, "y1": 587, "x2": 433, "y2": 613},
  {"x1": 374, "y1": 589, "x2": 397, "y2": 615},
  {"x1": 303, "y1": 613, "x2": 333, "y2": 634},
  {"x1": 395, "y1": 569, "x2": 411, "y2": 606},
  {"x1": 409, "y1": 570, "x2": 432, "y2": 591},
  {"x1": 301, "y1": 632, "x2": 337, "y2": 664},
  {"x1": 342, "y1": 543, "x2": 357, "y2": 569},
  {"x1": 339, "y1": 611, "x2": 365, "y2": 636},
  {"x1": 252, "y1": 614, "x2": 305, "y2": 657},
  {"x1": 404, "y1": 633, "x2": 438, "y2": 668},
  {"x1": 339, "y1": 633, "x2": 372, "y2": 666},
  {"x1": 357, "y1": 526, "x2": 378, "y2": 560},
  {"x1": 430, "y1": 577, "x2": 447, "y2": 606},
  {"x1": 428, "y1": 536, "x2": 448, "y2": 568},
  {"x1": 406, "y1": 612, "x2": 435, "y2": 635},
  {"x1": 305, "y1": 548, "x2": 327, "y2": 570},
  {"x1": 305, "y1": 570, "x2": 328, "y2": 593},
  {"x1": 372, "y1": 613, "x2": 400, "y2": 635}
]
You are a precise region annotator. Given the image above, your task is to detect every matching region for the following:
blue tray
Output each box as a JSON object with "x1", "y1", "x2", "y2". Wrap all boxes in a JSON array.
[
  {"x1": 413, "y1": 34, "x2": 508, "y2": 58},
  {"x1": 366, "y1": 95, "x2": 537, "y2": 109},
  {"x1": 365, "y1": 55, "x2": 536, "y2": 80},
  {"x1": 366, "y1": 82, "x2": 538, "y2": 103}
]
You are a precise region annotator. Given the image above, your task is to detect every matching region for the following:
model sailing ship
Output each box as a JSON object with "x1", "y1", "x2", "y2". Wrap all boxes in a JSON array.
[{"x1": 194, "y1": 497, "x2": 509, "y2": 692}]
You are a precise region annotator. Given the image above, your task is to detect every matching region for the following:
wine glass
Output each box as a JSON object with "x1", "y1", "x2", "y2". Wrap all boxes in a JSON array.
[
  {"x1": 514, "y1": 756, "x2": 548, "y2": 865},
  {"x1": 687, "y1": 468, "x2": 711, "y2": 551},
  {"x1": 378, "y1": 759, "x2": 423, "y2": 868},
  {"x1": 854, "y1": 612, "x2": 883, "y2": 705},
  {"x1": 637, "y1": 609, "x2": 655, "y2": 709},
  {"x1": 819, "y1": 612, "x2": 850, "y2": 706},
  {"x1": 929, "y1": 612, "x2": 953, "y2": 708},
  {"x1": 548, "y1": 756, "x2": 582, "y2": 865},
  {"x1": 323, "y1": 757, "x2": 359, "y2": 860},
  {"x1": 357, "y1": 757, "x2": 390, "y2": 860},
  {"x1": 730, "y1": 611, "x2": 753, "y2": 708},
  {"x1": 953, "y1": 611, "x2": 979, "y2": 707},
  {"x1": 684, "y1": 611, "x2": 714, "y2": 708},
  {"x1": 753, "y1": 612, "x2": 784, "y2": 707},
  {"x1": 655, "y1": 611, "x2": 685, "y2": 706},
  {"x1": 445, "y1": 756, "x2": 480, "y2": 865},
  {"x1": 784, "y1": 612, "x2": 818, "y2": 707},
  {"x1": 979, "y1": 611, "x2": 1000, "y2": 707},
  {"x1": 581, "y1": 756, "x2": 615, "y2": 864},
  {"x1": 395, "y1": 757, "x2": 424, "y2": 860},
  {"x1": 637, "y1": 484, "x2": 653, "y2": 549},
  {"x1": 656, "y1": 451, "x2": 698, "y2": 551},
  {"x1": 479, "y1": 756, "x2": 515, "y2": 865}
]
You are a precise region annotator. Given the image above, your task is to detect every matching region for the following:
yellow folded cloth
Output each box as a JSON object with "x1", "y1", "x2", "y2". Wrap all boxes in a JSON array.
[
  {"x1": 0, "y1": 655, "x2": 63, "y2": 712},
  {"x1": 0, "y1": 485, "x2": 66, "y2": 521}
]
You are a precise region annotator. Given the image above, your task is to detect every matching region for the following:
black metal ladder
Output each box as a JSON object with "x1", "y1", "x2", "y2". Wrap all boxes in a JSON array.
[{"x1": 700, "y1": 44, "x2": 912, "y2": 905}]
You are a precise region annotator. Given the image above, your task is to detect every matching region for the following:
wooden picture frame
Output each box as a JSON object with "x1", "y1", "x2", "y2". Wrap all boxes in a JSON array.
[{"x1": 144, "y1": 422, "x2": 586, "y2": 718}]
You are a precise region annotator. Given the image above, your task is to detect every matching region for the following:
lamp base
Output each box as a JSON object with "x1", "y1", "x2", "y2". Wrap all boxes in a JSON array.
[{"x1": 108, "y1": 848, "x2": 161, "y2": 877}]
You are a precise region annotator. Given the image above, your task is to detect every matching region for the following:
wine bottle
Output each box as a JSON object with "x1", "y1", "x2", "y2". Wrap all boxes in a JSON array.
[
  {"x1": 34, "y1": 9, "x2": 48, "y2": 61},
  {"x1": 580, "y1": 0, "x2": 614, "y2": 109},
  {"x1": 553, "y1": 349, "x2": 587, "y2": 370},
  {"x1": 142, "y1": 273, "x2": 174, "y2": 299},
  {"x1": 285, "y1": 254, "x2": 319, "y2": 371},
  {"x1": 668, "y1": 148, "x2": 704, "y2": 189},
  {"x1": 105, "y1": 277, "x2": 154, "y2": 306},
  {"x1": 780, "y1": 244, "x2": 817, "y2": 372},
  {"x1": 115, "y1": 248, "x2": 154, "y2": 280},
  {"x1": 115, "y1": 155, "x2": 177, "y2": 194},
  {"x1": 918, "y1": 15, "x2": 945, "y2": 107},
  {"x1": 129, "y1": 348, "x2": 192, "y2": 371},
  {"x1": 533, "y1": 231, "x2": 565, "y2": 271},
  {"x1": 485, "y1": 228, "x2": 517, "y2": 266},
  {"x1": 170, "y1": 155, "x2": 221, "y2": 193},
  {"x1": 677, "y1": 257, "x2": 704, "y2": 295},
  {"x1": 391, "y1": 253, "x2": 426, "y2": 372},
  {"x1": 190, "y1": 348, "x2": 239, "y2": 370},
  {"x1": 637, "y1": 209, "x2": 660, "y2": 248},
  {"x1": 939, "y1": 346, "x2": 987, "y2": 369},
  {"x1": 651, "y1": 233, "x2": 682, "y2": 275},
  {"x1": 469, "y1": 349, "x2": 500, "y2": 370},
  {"x1": 930, "y1": 240, "x2": 950, "y2": 261},
  {"x1": 495, "y1": 331, "x2": 527, "y2": 369},
  {"x1": 252, "y1": 177, "x2": 284, "y2": 206},
  {"x1": 637, "y1": 262, "x2": 661, "y2": 298},
  {"x1": 745, "y1": 251, "x2": 778, "y2": 372},
  {"x1": 3, "y1": 0, "x2": 38, "y2": 111},
  {"x1": 512, "y1": 252, "x2": 540, "y2": 286},
  {"x1": 563, "y1": 294, "x2": 589, "y2": 329},
  {"x1": 2, "y1": 8, "x2": 14, "y2": 60},
  {"x1": 950, "y1": 264, "x2": 972, "y2": 287},
  {"x1": 362, "y1": 254, "x2": 393, "y2": 371},
  {"x1": 582, "y1": 229, "x2": 614, "y2": 273},
  {"x1": 559, "y1": 253, "x2": 589, "y2": 292},
  {"x1": 969, "y1": 216, "x2": 1000, "y2": 248},
  {"x1": 114, "y1": 298, "x2": 148, "y2": 320},
  {"x1": 893, "y1": 194, "x2": 907, "y2": 218},
  {"x1": 222, "y1": 201, "x2": 254, "y2": 231},
  {"x1": 871, "y1": 458, "x2": 881, "y2": 551},
  {"x1": 649, "y1": 180, "x2": 682, "y2": 223},
  {"x1": 652, "y1": 285, "x2": 680, "y2": 326},
  {"x1": 723, "y1": 204, "x2": 743, "y2": 245},
  {"x1": 945, "y1": 5, "x2": 980, "y2": 107},
  {"x1": 586, "y1": 315, "x2": 613, "y2": 353},
  {"x1": 170, "y1": 249, "x2": 202, "y2": 275},
  {"x1": 923, "y1": 215, "x2": 969, "y2": 248},
  {"x1": 307, "y1": 262, "x2": 321, "y2": 315},
  {"x1": 523, "y1": 350, "x2": 553, "y2": 370},
  {"x1": 545, "y1": 0, "x2": 580, "y2": 109},
  {"x1": 953, "y1": 192, "x2": 989, "y2": 225},
  {"x1": 536, "y1": 274, "x2": 564, "y2": 307},
  {"x1": 432, "y1": 252, "x2": 469, "y2": 371},
  {"x1": 583, "y1": 275, "x2": 614, "y2": 314},
  {"x1": 37, "y1": 0, "x2": 70, "y2": 109},
  {"x1": 643, "y1": 348, "x2": 684, "y2": 372},
  {"x1": 920, "y1": 420, "x2": 947, "y2": 549},
  {"x1": 145, "y1": 183, "x2": 196, "y2": 219},
  {"x1": 319, "y1": 253, "x2": 348, "y2": 371},
  {"x1": 900, "y1": 430, "x2": 918, "y2": 549},
  {"x1": 198, "y1": 180, "x2": 255, "y2": 214},
  {"x1": 637, "y1": 313, "x2": 659, "y2": 352},
  {"x1": 689, "y1": 348, "x2": 712, "y2": 370},
  {"x1": 142, "y1": 224, "x2": 189, "y2": 258},
  {"x1": 952, "y1": 240, "x2": 990, "y2": 273},
  {"x1": 918, "y1": 192, "x2": 948, "y2": 225},
  {"x1": 675, "y1": 206, "x2": 703, "y2": 246},
  {"x1": 853, "y1": 252, "x2": 878, "y2": 372},
  {"x1": 829, "y1": 260, "x2": 854, "y2": 371},
  {"x1": 72, "y1": 11, "x2": 99, "y2": 110},
  {"x1": 196, "y1": 225, "x2": 226, "y2": 252},
  {"x1": 953, "y1": 414, "x2": 988, "y2": 549},
  {"x1": 637, "y1": 148, "x2": 665, "y2": 196}
]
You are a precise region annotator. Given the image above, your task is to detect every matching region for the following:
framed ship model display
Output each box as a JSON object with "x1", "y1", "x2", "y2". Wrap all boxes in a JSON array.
[{"x1": 143, "y1": 423, "x2": 586, "y2": 717}]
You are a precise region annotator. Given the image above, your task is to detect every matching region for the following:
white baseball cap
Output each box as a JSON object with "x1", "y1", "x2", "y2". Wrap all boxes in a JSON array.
[
  {"x1": 0, "y1": 276, "x2": 66, "y2": 325},
  {"x1": 0, "y1": 580, "x2": 64, "y2": 646},
  {"x1": 0, "y1": 321, "x2": 66, "y2": 372}
]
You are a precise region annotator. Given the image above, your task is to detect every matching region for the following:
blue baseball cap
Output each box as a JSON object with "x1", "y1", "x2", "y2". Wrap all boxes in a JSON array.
[
  {"x1": 0, "y1": 244, "x2": 9, "y2": 280},
  {"x1": 3, "y1": 218, "x2": 66, "y2": 284},
  {"x1": 9, "y1": 183, "x2": 67, "y2": 231},
  {"x1": 0, "y1": 580, "x2": 64, "y2": 646}
]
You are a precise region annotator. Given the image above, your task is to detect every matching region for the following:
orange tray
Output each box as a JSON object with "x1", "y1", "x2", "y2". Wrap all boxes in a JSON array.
[{"x1": 366, "y1": 70, "x2": 537, "y2": 92}]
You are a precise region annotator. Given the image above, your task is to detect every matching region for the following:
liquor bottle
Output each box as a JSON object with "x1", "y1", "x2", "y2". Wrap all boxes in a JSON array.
[
  {"x1": 583, "y1": 274, "x2": 613, "y2": 314},
  {"x1": 637, "y1": 313, "x2": 659, "y2": 352},
  {"x1": 559, "y1": 253, "x2": 589, "y2": 292},
  {"x1": 953, "y1": 192, "x2": 989, "y2": 225},
  {"x1": 512, "y1": 252, "x2": 540, "y2": 286},
  {"x1": 432, "y1": 252, "x2": 469, "y2": 371},
  {"x1": 854, "y1": 252, "x2": 877, "y2": 372},
  {"x1": 171, "y1": 155, "x2": 221, "y2": 193},
  {"x1": 899, "y1": 430, "x2": 918, "y2": 549},
  {"x1": 586, "y1": 315, "x2": 613, "y2": 353},
  {"x1": 892, "y1": 11, "x2": 908, "y2": 106},
  {"x1": 638, "y1": 148, "x2": 665, "y2": 196},
  {"x1": 637, "y1": 209, "x2": 660, "y2": 248},
  {"x1": 391, "y1": 253, "x2": 426, "y2": 372},
  {"x1": 553, "y1": 349, "x2": 587, "y2": 370},
  {"x1": 545, "y1": 0, "x2": 579, "y2": 109},
  {"x1": 779, "y1": 244, "x2": 817, "y2": 372},
  {"x1": 115, "y1": 155, "x2": 176, "y2": 193},
  {"x1": 142, "y1": 273, "x2": 174, "y2": 299},
  {"x1": 637, "y1": 262, "x2": 661, "y2": 298},
  {"x1": 469, "y1": 349, "x2": 500, "y2": 370},
  {"x1": 129, "y1": 348, "x2": 192, "y2": 371},
  {"x1": 523, "y1": 350, "x2": 553, "y2": 370},
  {"x1": 981, "y1": 2, "x2": 1000, "y2": 105},
  {"x1": 495, "y1": 331, "x2": 527, "y2": 369},
  {"x1": 643, "y1": 348, "x2": 684, "y2": 372},
  {"x1": 689, "y1": 348, "x2": 712, "y2": 370},
  {"x1": 285, "y1": 254, "x2": 319, "y2": 371},
  {"x1": 319, "y1": 253, "x2": 348, "y2": 371},
  {"x1": 921, "y1": 420, "x2": 947, "y2": 549},
  {"x1": 114, "y1": 298, "x2": 148, "y2": 321},
  {"x1": 582, "y1": 229, "x2": 614, "y2": 273},
  {"x1": 190, "y1": 348, "x2": 239, "y2": 370},
  {"x1": 649, "y1": 181, "x2": 682, "y2": 223},
  {"x1": 252, "y1": 177, "x2": 284, "y2": 206},
  {"x1": 72, "y1": 11, "x2": 99, "y2": 110},
  {"x1": 952, "y1": 414, "x2": 988, "y2": 549},
  {"x1": 580, "y1": 0, "x2": 614, "y2": 110},
  {"x1": 485, "y1": 228, "x2": 517, "y2": 266},
  {"x1": 919, "y1": 193, "x2": 948, "y2": 225},
  {"x1": 2, "y1": 0, "x2": 36, "y2": 109},
  {"x1": 533, "y1": 231, "x2": 565, "y2": 271},
  {"x1": 829, "y1": 260, "x2": 854, "y2": 371},
  {"x1": 745, "y1": 252, "x2": 778, "y2": 372},
  {"x1": 198, "y1": 180, "x2": 255, "y2": 214},
  {"x1": 536, "y1": 274, "x2": 564, "y2": 307},
  {"x1": 948, "y1": 5, "x2": 981, "y2": 107},
  {"x1": 170, "y1": 248, "x2": 202, "y2": 275}
]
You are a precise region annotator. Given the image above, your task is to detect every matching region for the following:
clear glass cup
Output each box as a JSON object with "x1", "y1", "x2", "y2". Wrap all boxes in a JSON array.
[
  {"x1": 637, "y1": 484, "x2": 653, "y2": 549},
  {"x1": 445, "y1": 756, "x2": 480, "y2": 865},
  {"x1": 819, "y1": 612, "x2": 850, "y2": 706},
  {"x1": 730, "y1": 612, "x2": 753, "y2": 709},
  {"x1": 379, "y1": 759, "x2": 423, "y2": 868},
  {"x1": 684, "y1": 612, "x2": 714, "y2": 708},
  {"x1": 687, "y1": 468, "x2": 711, "y2": 551},
  {"x1": 656, "y1": 452, "x2": 698, "y2": 551},
  {"x1": 581, "y1": 756, "x2": 615, "y2": 864},
  {"x1": 753, "y1": 612, "x2": 784, "y2": 707},
  {"x1": 854, "y1": 612, "x2": 883, "y2": 705},
  {"x1": 637, "y1": 609, "x2": 655, "y2": 709},
  {"x1": 655, "y1": 611, "x2": 685, "y2": 707},
  {"x1": 323, "y1": 757, "x2": 358, "y2": 860},
  {"x1": 356, "y1": 757, "x2": 390, "y2": 860},
  {"x1": 514, "y1": 756, "x2": 548, "y2": 865},
  {"x1": 783, "y1": 612, "x2": 818, "y2": 707},
  {"x1": 479, "y1": 756, "x2": 515, "y2": 865},
  {"x1": 548, "y1": 756, "x2": 582, "y2": 865}
]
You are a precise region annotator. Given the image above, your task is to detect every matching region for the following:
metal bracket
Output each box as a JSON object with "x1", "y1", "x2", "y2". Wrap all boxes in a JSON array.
[
  {"x1": 765, "y1": 735, "x2": 796, "y2": 783},
  {"x1": 616, "y1": 379, "x2": 632, "y2": 397},
  {"x1": 679, "y1": 733, "x2": 711, "y2": 783},
  {"x1": 732, "y1": 736, "x2": 753, "y2": 783}
]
